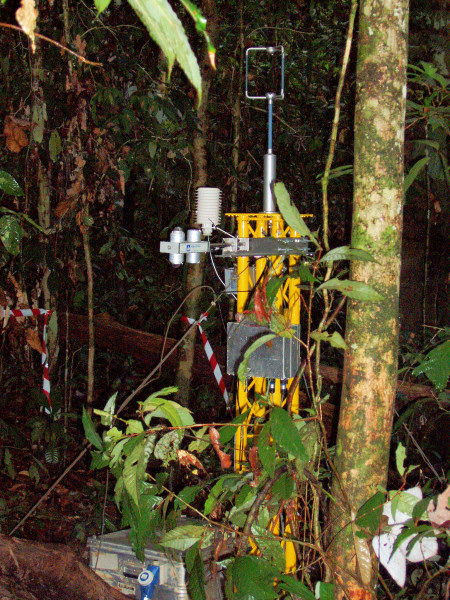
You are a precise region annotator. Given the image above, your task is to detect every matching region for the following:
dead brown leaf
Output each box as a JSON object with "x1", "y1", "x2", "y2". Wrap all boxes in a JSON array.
[
  {"x1": 209, "y1": 427, "x2": 232, "y2": 470},
  {"x1": 4, "y1": 115, "x2": 29, "y2": 153},
  {"x1": 15, "y1": 0, "x2": 39, "y2": 52},
  {"x1": 427, "y1": 484, "x2": 450, "y2": 530},
  {"x1": 25, "y1": 327, "x2": 43, "y2": 353},
  {"x1": 177, "y1": 449, "x2": 206, "y2": 473}
]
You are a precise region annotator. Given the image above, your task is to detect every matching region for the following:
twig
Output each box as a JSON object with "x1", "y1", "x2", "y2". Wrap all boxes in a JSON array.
[
  {"x1": 320, "y1": 0, "x2": 358, "y2": 251},
  {"x1": 0, "y1": 22, "x2": 103, "y2": 66}
]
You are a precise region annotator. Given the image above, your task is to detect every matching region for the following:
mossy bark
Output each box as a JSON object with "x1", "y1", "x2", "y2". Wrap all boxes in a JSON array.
[{"x1": 329, "y1": 1, "x2": 409, "y2": 599}]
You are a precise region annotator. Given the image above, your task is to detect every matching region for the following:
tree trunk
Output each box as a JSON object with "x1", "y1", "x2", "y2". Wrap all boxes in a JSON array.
[
  {"x1": 329, "y1": 2, "x2": 409, "y2": 599},
  {"x1": 175, "y1": 0, "x2": 218, "y2": 407}
]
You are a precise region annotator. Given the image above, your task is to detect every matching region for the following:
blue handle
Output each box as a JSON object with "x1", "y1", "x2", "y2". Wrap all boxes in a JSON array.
[{"x1": 138, "y1": 565, "x2": 160, "y2": 600}]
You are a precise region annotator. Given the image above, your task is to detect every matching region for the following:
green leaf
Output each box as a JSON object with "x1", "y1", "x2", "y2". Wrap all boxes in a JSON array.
[
  {"x1": 294, "y1": 263, "x2": 316, "y2": 282},
  {"x1": 265, "y1": 276, "x2": 287, "y2": 307},
  {"x1": 412, "y1": 340, "x2": 450, "y2": 391},
  {"x1": 49, "y1": 130, "x2": 62, "y2": 162},
  {"x1": 271, "y1": 472, "x2": 295, "y2": 500},
  {"x1": 94, "y1": 0, "x2": 113, "y2": 13},
  {"x1": 160, "y1": 524, "x2": 206, "y2": 551},
  {"x1": 251, "y1": 524, "x2": 285, "y2": 571},
  {"x1": 99, "y1": 392, "x2": 117, "y2": 426},
  {"x1": 82, "y1": 407, "x2": 103, "y2": 450},
  {"x1": 320, "y1": 246, "x2": 377, "y2": 263},
  {"x1": 154, "y1": 429, "x2": 181, "y2": 465},
  {"x1": 405, "y1": 156, "x2": 430, "y2": 193},
  {"x1": 219, "y1": 411, "x2": 249, "y2": 444},
  {"x1": 278, "y1": 575, "x2": 315, "y2": 600},
  {"x1": 315, "y1": 581, "x2": 335, "y2": 600},
  {"x1": 123, "y1": 434, "x2": 146, "y2": 507},
  {"x1": 317, "y1": 278, "x2": 384, "y2": 302},
  {"x1": 126, "y1": 419, "x2": 144, "y2": 435},
  {"x1": 273, "y1": 182, "x2": 319, "y2": 247},
  {"x1": 231, "y1": 556, "x2": 278, "y2": 600},
  {"x1": 238, "y1": 334, "x2": 276, "y2": 383},
  {"x1": 355, "y1": 491, "x2": 385, "y2": 535},
  {"x1": 0, "y1": 170, "x2": 24, "y2": 195},
  {"x1": 258, "y1": 423, "x2": 275, "y2": 478},
  {"x1": 395, "y1": 442, "x2": 407, "y2": 476},
  {"x1": 175, "y1": 484, "x2": 203, "y2": 510},
  {"x1": 270, "y1": 408, "x2": 308, "y2": 460},
  {"x1": 310, "y1": 330, "x2": 347, "y2": 350},
  {"x1": 185, "y1": 543, "x2": 206, "y2": 600},
  {"x1": 127, "y1": 0, "x2": 202, "y2": 101},
  {"x1": 0, "y1": 215, "x2": 23, "y2": 256},
  {"x1": 188, "y1": 426, "x2": 210, "y2": 453},
  {"x1": 31, "y1": 104, "x2": 45, "y2": 144}
]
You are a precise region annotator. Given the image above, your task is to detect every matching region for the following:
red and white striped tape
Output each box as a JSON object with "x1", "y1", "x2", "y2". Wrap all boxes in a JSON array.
[
  {"x1": 2, "y1": 307, "x2": 53, "y2": 414},
  {"x1": 181, "y1": 314, "x2": 229, "y2": 406}
]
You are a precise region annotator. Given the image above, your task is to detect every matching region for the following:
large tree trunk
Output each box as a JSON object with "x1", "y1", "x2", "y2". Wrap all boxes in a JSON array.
[
  {"x1": 329, "y1": 2, "x2": 409, "y2": 599},
  {"x1": 175, "y1": 0, "x2": 218, "y2": 407},
  {"x1": 0, "y1": 534, "x2": 131, "y2": 600}
]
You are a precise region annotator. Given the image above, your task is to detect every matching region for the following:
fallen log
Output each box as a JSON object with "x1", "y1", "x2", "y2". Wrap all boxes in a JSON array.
[
  {"x1": 59, "y1": 313, "x2": 443, "y2": 402},
  {"x1": 0, "y1": 533, "x2": 132, "y2": 600}
]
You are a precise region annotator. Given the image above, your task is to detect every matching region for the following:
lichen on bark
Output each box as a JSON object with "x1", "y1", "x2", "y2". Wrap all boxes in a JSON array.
[{"x1": 328, "y1": 1, "x2": 409, "y2": 599}]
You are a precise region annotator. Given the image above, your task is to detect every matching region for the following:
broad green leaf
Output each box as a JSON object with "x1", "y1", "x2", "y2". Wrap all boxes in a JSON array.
[
  {"x1": 295, "y1": 263, "x2": 316, "y2": 282},
  {"x1": 148, "y1": 140, "x2": 158, "y2": 159},
  {"x1": 123, "y1": 434, "x2": 146, "y2": 507},
  {"x1": 0, "y1": 215, "x2": 23, "y2": 255},
  {"x1": 265, "y1": 276, "x2": 287, "y2": 307},
  {"x1": 154, "y1": 429, "x2": 181, "y2": 465},
  {"x1": 49, "y1": 130, "x2": 62, "y2": 162},
  {"x1": 99, "y1": 392, "x2": 117, "y2": 426},
  {"x1": 127, "y1": 0, "x2": 202, "y2": 101},
  {"x1": 126, "y1": 419, "x2": 144, "y2": 435},
  {"x1": 185, "y1": 543, "x2": 206, "y2": 600},
  {"x1": 320, "y1": 245, "x2": 377, "y2": 263},
  {"x1": 31, "y1": 104, "x2": 45, "y2": 144},
  {"x1": 328, "y1": 331, "x2": 347, "y2": 349},
  {"x1": 405, "y1": 156, "x2": 430, "y2": 193},
  {"x1": 278, "y1": 575, "x2": 315, "y2": 600},
  {"x1": 317, "y1": 278, "x2": 384, "y2": 302},
  {"x1": 390, "y1": 489, "x2": 422, "y2": 520},
  {"x1": 175, "y1": 484, "x2": 203, "y2": 510},
  {"x1": 251, "y1": 524, "x2": 285, "y2": 571},
  {"x1": 219, "y1": 411, "x2": 249, "y2": 444},
  {"x1": 412, "y1": 340, "x2": 450, "y2": 391},
  {"x1": 160, "y1": 524, "x2": 207, "y2": 551},
  {"x1": 90, "y1": 450, "x2": 110, "y2": 470},
  {"x1": 238, "y1": 334, "x2": 276, "y2": 383},
  {"x1": 82, "y1": 407, "x2": 103, "y2": 450},
  {"x1": 231, "y1": 556, "x2": 278, "y2": 600},
  {"x1": 143, "y1": 397, "x2": 194, "y2": 428},
  {"x1": 94, "y1": 0, "x2": 113, "y2": 13},
  {"x1": 258, "y1": 423, "x2": 275, "y2": 478},
  {"x1": 188, "y1": 426, "x2": 210, "y2": 453},
  {"x1": 395, "y1": 442, "x2": 407, "y2": 477},
  {"x1": 355, "y1": 491, "x2": 385, "y2": 535},
  {"x1": 0, "y1": 170, "x2": 24, "y2": 195},
  {"x1": 274, "y1": 182, "x2": 319, "y2": 247},
  {"x1": 271, "y1": 472, "x2": 295, "y2": 500},
  {"x1": 270, "y1": 408, "x2": 308, "y2": 460},
  {"x1": 310, "y1": 330, "x2": 347, "y2": 350},
  {"x1": 315, "y1": 581, "x2": 335, "y2": 600}
]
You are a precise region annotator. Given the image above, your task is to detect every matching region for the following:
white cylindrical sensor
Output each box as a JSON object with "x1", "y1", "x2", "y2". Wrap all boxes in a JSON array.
[
  {"x1": 169, "y1": 227, "x2": 185, "y2": 266},
  {"x1": 263, "y1": 153, "x2": 277, "y2": 213},
  {"x1": 186, "y1": 228, "x2": 202, "y2": 264},
  {"x1": 195, "y1": 187, "x2": 222, "y2": 236}
]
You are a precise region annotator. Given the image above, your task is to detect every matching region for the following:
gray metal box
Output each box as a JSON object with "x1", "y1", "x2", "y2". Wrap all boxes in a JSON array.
[
  {"x1": 87, "y1": 526, "x2": 226, "y2": 599},
  {"x1": 227, "y1": 321, "x2": 300, "y2": 379}
]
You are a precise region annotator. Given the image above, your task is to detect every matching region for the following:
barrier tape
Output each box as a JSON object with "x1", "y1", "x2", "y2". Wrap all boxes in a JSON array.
[
  {"x1": 1, "y1": 307, "x2": 53, "y2": 414},
  {"x1": 181, "y1": 314, "x2": 229, "y2": 406}
]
